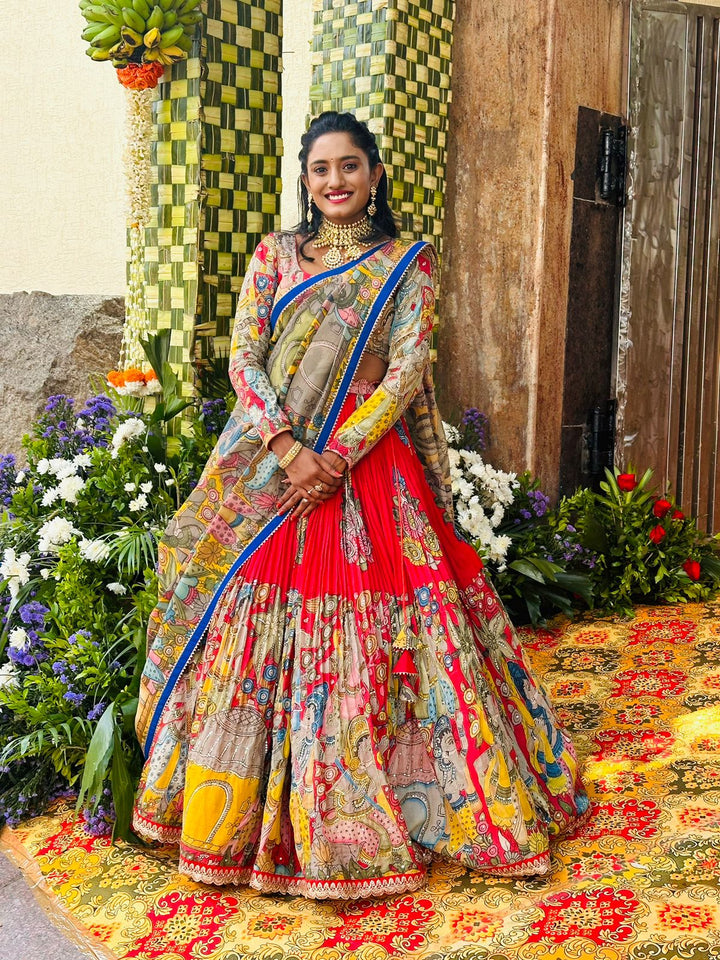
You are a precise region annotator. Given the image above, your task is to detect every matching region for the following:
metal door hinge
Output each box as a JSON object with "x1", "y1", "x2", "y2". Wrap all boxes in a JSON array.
[{"x1": 599, "y1": 126, "x2": 627, "y2": 206}]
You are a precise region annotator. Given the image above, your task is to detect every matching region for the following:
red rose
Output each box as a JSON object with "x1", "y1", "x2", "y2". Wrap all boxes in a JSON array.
[
  {"x1": 618, "y1": 473, "x2": 637, "y2": 491},
  {"x1": 653, "y1": 498, "x2": 672, "y2": 518},
  {"x1": 683, "y1": 559, "x2": 701, "y2": 581},
  {"x1": 672, "y1": 509, "x2": 685, "y2": 521},
  {"x1": 649, "y1": 525, "x2": 666, "y2": 544}
]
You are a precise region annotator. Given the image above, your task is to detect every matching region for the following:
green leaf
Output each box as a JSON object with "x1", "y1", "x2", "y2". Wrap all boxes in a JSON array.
[
  {"x1": 110, "y1": 729, "x2": 134, "y2": 842},
  {"x1": 76, "y1": 703, "x2": 115, "y2": 812},
  {"x1": 508, "y1": 559, "x2": 547, "y2": 584}
]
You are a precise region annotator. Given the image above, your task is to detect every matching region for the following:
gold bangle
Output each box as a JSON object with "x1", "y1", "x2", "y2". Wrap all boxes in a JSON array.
[{"x1": 278, "y1": 440, "x2": 303, "y2": 470}]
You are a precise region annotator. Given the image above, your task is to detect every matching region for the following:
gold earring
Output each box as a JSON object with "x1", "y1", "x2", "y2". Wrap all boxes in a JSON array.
[
  {"x1": 368, "y1": 185, "x2": 377, "y2": 218},
  {"x1": 307, "y1": 194, "x2": 314, "y2": 225}
]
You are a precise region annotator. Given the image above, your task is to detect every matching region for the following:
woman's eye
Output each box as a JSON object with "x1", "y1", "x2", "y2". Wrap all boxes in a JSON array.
[{"x1": 344, "y1": 164, "x2": 357, "y2": 171}]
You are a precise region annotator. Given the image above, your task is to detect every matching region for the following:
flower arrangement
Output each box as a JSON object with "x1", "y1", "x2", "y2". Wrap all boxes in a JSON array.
[
  {"x1": 78, "y1": 0, "x2": 202, "y2": 86},
  {"x1": 564, "y1": 468, "x2": 720, "y2": 613},
  {"x1": 0, "y1": 332, "x2": 228, "y2": 836}
]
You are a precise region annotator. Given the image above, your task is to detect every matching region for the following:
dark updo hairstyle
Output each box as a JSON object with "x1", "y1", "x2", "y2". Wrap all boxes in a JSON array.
[{"x1": 296, "y1": 111, "x2": 397, "y2": 262}]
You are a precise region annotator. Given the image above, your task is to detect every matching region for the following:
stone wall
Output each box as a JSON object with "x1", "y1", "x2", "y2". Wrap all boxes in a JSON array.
[
  {"x1": 437, "y1": 0, "x2": 628, "y2": 493},
  {"x1": 0, "y1": 294, "x2": 124, "y2": 458}
]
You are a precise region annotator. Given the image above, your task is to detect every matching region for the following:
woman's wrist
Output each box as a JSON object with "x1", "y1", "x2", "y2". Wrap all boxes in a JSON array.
[{"x1": 268, "y1": 430, "x2": 295, "y2": 459}]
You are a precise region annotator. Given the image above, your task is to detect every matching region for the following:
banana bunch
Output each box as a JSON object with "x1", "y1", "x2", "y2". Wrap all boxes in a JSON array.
[{"x1": 79, "y1": 0, "x2": 202, "y2": 67}]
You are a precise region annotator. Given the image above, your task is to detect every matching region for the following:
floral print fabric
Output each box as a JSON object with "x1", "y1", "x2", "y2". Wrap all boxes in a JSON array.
[{"x1": 134, "y1": 392, "x2": 588, "y2": 898}]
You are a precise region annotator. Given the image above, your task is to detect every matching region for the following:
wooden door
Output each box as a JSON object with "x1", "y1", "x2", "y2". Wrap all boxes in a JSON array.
[{"x1": 619, "y1": 0, "x2": 720, "y2": 531}]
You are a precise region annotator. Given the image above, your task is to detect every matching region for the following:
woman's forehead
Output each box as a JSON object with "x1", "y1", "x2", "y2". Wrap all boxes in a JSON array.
[{"x1": 307, "y1": 131, "x2": 364, "y2": 164}]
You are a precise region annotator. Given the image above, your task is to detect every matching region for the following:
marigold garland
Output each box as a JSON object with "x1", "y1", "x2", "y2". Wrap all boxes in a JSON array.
[{"x1": 116, "y1": 62, "x2": 165, "y2": 91}]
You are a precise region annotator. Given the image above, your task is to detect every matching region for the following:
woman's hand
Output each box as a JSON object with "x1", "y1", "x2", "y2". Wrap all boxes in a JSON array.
[{"x1": 278, "y1": 447, "x2": 345, "y2": 519}]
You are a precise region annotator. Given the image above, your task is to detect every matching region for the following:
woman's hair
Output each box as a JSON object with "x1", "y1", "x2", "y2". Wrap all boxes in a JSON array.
[{"x1": 295, "y1": 111, "x2": 397, "y2": 261}]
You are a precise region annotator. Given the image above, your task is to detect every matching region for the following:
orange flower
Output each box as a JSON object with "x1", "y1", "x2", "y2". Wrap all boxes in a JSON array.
[
  {"x1": 145, "y1": 370, "x2": 158, "y2": 382},
  {"x1": 116, "y1": 62, "x2": 165, "y2": 91},
  {"x1": 106, "y1": 370, "x2": 125, "y2": 387},
  {"x1": 123, "y1": 368, "x2": 146, "y2": 383}
]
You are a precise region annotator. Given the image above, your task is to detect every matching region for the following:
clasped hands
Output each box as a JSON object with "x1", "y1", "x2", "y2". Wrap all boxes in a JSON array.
[{"x1": 270, "y1": 433, "x2": 346, "y2": 519}]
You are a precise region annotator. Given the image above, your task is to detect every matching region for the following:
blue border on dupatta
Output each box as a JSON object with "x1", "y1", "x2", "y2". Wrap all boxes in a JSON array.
[
  {"x1": 270, "y1": 242, "x2": 390, "y2": 333},
  {"x1": 143, "y1": 240, "x2": 428, "y2": 754}
]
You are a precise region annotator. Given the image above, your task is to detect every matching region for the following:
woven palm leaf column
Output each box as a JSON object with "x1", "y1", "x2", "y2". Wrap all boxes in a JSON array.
[
  {"x1": 309, "y1": 0, "x2": 455, "y2": 253},
  {"x1": 136, "y1": 0, "x2": 282, "y2": 397}
]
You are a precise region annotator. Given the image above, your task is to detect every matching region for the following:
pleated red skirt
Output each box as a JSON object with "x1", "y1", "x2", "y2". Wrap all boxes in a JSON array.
[{"x1": 133, "y1": 390, "x2": 588, "y2": 899}]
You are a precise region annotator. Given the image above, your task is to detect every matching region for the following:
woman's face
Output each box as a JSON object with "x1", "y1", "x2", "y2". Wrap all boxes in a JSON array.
[{"x1": 303, "y1": 131, "x2": 383, "y2": 225}]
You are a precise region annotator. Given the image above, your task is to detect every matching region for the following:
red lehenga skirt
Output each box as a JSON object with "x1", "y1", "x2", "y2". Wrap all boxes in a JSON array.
[{"x1": 133, "y1": 387, "x2": 589, "y2": 899}]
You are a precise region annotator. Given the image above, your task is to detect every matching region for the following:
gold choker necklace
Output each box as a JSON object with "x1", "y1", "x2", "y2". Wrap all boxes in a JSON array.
[{"x1": 312, "y1": 216, "x2": 375, "y2": 268}]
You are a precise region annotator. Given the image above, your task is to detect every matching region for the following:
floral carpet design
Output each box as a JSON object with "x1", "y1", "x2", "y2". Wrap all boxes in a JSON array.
[{"x1": 3, "y1": 604, "x2": 720, "y2": 960}]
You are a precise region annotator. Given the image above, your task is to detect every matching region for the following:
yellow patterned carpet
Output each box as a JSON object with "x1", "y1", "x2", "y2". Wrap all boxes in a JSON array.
[{"x1": 3, "y1": 604, "x2": 720, "y2": 960}]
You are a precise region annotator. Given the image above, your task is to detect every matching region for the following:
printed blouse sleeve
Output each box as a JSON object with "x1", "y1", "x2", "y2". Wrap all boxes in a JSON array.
[
  {"x1": 228, "y1": 234, "x2": 293, "y2": 446},
  {"x1": 325, "y1": 247, "x2": 437, "y2": 468}
]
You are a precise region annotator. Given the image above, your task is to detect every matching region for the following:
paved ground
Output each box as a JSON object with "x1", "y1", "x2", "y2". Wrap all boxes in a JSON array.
[{"x1": 0, "y1": 850, "x2": 89, "y2": 960}]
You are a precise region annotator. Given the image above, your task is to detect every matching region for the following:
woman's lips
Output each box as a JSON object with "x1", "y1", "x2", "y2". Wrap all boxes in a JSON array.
[{"x1": 325, "y1": 192, "x2": 352, "y2": 203}]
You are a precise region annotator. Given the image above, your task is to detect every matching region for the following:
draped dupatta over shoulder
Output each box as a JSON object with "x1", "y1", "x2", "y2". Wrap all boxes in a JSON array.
[{"x1": 136, "y1": 235, "x2": 452, "y2": 754}]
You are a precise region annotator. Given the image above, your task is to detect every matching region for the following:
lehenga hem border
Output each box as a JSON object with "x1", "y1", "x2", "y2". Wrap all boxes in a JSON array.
[
  {"x1": 132, "y1": 813, "x2": 181, "y2": 843},
  {"x1": 178, "y1": 860, "x2": 428, "y2": 899}
]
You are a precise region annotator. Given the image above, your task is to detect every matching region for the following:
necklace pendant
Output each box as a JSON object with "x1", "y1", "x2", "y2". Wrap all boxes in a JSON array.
[
  {"x1": 323, "y1": 247, "x2": 344, "y2": 269},
  {"x1": 345, "y1": 242, "x2": 362, "y2": 260}
]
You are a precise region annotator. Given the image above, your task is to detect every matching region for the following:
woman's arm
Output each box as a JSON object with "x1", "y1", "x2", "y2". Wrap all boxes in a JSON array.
[
  {"x1": 229, "y1": 233, "x2": 294, "y2": 448},
  {"x1": 324, "y1": 247, "x2": 437, "y2": 468}
]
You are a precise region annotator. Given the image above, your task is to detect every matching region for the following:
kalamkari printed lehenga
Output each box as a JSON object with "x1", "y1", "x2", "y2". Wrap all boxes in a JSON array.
[{"x1": 133, "y1": 232, "x2": 589, "y2": 899}]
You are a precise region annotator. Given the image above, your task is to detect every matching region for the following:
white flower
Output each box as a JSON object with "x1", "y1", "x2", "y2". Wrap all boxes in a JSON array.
[
  {"x1": 37, "y1": 516, "x2": 78, "y2": 555},
  {"x1": 40, "y1": 568, "x2": 51, "y2": 580},
  {"x1": 128, "y1": 493, "x2": 149, "y2": 512},
  {"x1": 141, "y1": 445, "x2": 149, "y2": 453},
  {"x1": 41, "y1": 487, "x2": 60, "y2": 507},
  {"x1": 75, "y1": 418, "x2": 86, "y2": 431},
  {"x1": 140, "y1": 481, "x2": 153, "y2": 494},
  {"x1": 164, "y1": 478, "x2": 175, "y2": 487},
  {"x1": 147, "y1": 379, "x2": 163, "y2": 395},
  {"x1": 8, "y1": 628, "x2": 28, "y2": 650},
  {"x1": 0, "y1": 663, "x2": 19, "y2": 690},
  {"x1": 110, "y1": 417, "x2": 145, "y2": 455},
  {"x1": 57, "y1": 475, "x2": 85, "y2": 504},
  {"x1": 124, "y1": 482, "x2": 137, "y2": 493},
  {"x1": 79, "y1": 538, "x2": 111, "y2": 563},
  {"x1": 153, "y1": 462, "x2": 167, "y2": 474},
  {"x1": 0, "y1": 548, "x2": 31, "y2": 598},
  {"x1": 36, "y1": 458, "x2": 50, "y2": 475},
  {"x1": 73, "y1": 453, "x2": 92, "y2": 469},
  {"x1": 123, "y1": 380, "x2": 146, "y2": 397},
  {"x1": 107, "y1": 582, "x2": 127, "y2": 596},
  {"x1": 48, "y1": 458, "x2": 78, "y2": 480},
  {"x1": 442, "y1": 421, "x2": 460, "y2": 444},
  {"x1": 14, "y1": 470, "x2": 26, "y2": 485}
]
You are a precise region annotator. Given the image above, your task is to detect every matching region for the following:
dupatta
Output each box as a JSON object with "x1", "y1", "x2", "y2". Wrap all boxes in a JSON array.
[{"x1": 136, "y1": 237, "x2": 430, "y2": 753}]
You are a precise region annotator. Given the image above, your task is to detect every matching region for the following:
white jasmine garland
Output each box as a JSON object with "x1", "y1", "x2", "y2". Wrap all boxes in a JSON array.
[
  {"x1": 37, "y1": 517, "x2": 78, "y2": 555},
  {"x1": 79, "y1": 539, "x2": 111, "y2": 563},
  {"x1": 107, "y1": 582, "x2": 128, "y2": 595}
]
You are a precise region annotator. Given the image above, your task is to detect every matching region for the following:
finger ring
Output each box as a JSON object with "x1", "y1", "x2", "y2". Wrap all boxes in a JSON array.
[
  {"x1": 301, "y1": 497, "x2": 308, "y2": 503},
  {"x1": 314, "y1": 482, "x2": 324, "y2": 492}
]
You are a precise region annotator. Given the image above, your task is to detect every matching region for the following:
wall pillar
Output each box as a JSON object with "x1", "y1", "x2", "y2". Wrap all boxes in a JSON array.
[
  {"x1": 437, "y1": 0, "x2": 628, "y2": 492},
  {"x1": 141, "y1": 0, "x2": 282, "y2": 392}
]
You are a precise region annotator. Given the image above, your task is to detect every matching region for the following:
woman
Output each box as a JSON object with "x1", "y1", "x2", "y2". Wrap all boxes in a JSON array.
[{"x1": 133, "y1": 111, "x2": 589, "y2": 899}]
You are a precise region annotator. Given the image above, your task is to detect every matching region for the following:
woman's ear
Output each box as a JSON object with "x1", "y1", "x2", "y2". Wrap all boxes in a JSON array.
[{"x1": 370, "y1": 163, "x2": 384, "y2": 189}]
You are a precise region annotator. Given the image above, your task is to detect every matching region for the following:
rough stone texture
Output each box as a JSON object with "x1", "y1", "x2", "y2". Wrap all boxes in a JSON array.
[
  {"x1": 437, "y1": 0, "x2": 628, "y2": 495},
  {"x1": 0, "y1": 293, "x2": 124, "y2": 458}
]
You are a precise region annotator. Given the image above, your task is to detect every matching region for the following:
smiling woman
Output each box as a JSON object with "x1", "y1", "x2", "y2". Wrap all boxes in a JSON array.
[{"x1": 132, "y1": 110, "x2": 589, "y2": 900}]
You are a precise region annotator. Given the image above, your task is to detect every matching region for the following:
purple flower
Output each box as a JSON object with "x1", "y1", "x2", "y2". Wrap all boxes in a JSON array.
[
  {"x1": 87, "y1": 702, "x2": 107, "y2": 721},
  {"x1": 200, "y1": 398, "x2": 228, "y2": 436},
  {"x1": 67, "y1": 630, "x2": 91, "y2": 646},
  {"x1": 460, "y1": 407, "x2": 489, "y2": 453},
  {"x1": 18, "y1": 601, "x2": 49, "y2": 629},
  {"x1": 63, "y1": 691, "x2": 85, "y2": 706}
]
